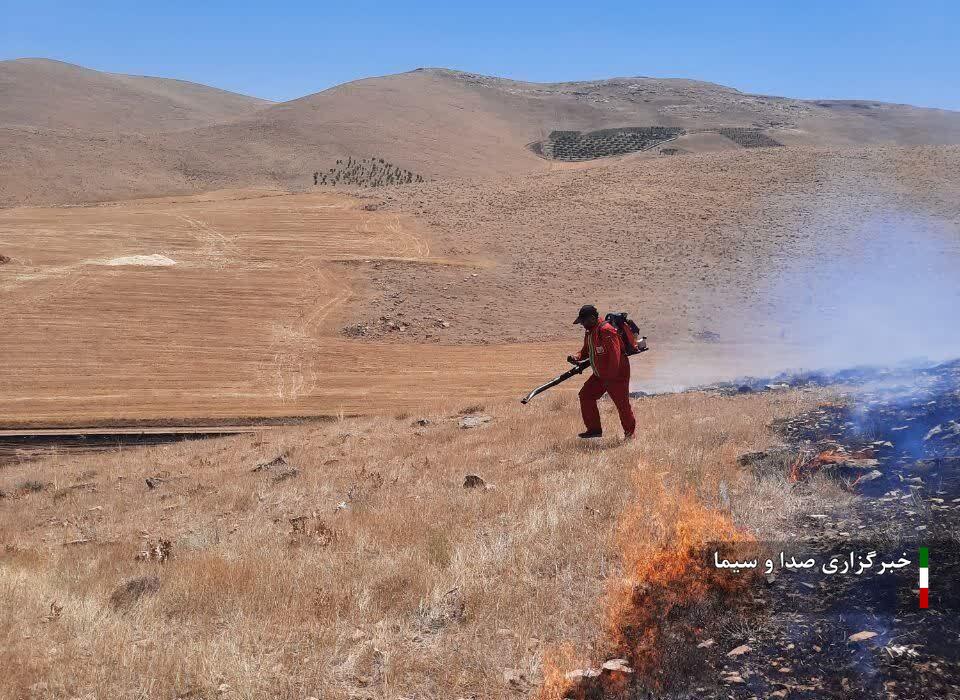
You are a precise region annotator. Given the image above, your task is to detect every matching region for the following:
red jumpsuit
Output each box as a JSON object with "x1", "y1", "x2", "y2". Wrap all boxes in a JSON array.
[{"x1": 572, "y1": 320, "x2": 636, "y2": 436}]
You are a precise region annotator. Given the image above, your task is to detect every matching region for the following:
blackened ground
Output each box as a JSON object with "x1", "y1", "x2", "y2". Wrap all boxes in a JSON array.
[{"x1": 686, "y1": 359, "x2": 960, "y2": 699}]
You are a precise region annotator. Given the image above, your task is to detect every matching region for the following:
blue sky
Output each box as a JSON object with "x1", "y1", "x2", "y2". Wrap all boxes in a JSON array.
[{"x1": 2, "y1": 1, "x2": 957, "y2": 110}]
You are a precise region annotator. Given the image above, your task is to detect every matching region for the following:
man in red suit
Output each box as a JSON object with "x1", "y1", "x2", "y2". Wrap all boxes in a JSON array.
[{"x1": 568, "y1": 304, "x2": 636, "y2": 439}]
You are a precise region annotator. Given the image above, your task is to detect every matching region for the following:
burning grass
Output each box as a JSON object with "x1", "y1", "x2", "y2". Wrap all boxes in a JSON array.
[
  {"x1": 541, "y1": 482, "x2": 758, "y2": 699},
  {"x1": 0, "y1": 388, "x2": 845, "y2": 698}
]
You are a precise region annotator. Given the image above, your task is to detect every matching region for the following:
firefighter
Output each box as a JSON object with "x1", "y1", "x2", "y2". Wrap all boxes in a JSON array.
[{"x1": 568, "y1": 304, "x2": 636, "y2": 439}]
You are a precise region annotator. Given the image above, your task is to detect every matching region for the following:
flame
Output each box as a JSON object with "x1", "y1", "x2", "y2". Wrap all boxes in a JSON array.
[
  {"x1": 541, "y1": 465, "x2": 755, "y2": 698},
  {"x1": 789, "y1": 447, "x2": 875, "y2": 481}
]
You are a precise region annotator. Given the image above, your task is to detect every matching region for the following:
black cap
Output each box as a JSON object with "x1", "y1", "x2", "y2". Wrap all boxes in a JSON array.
[{"x1": 573, "y1": 304, "x2": 599, "y2": 324}]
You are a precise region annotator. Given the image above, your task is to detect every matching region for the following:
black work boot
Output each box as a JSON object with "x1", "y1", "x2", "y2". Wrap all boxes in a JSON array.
[{"x1": 578, "y1": 430, "x2": 602, "y2": 439}]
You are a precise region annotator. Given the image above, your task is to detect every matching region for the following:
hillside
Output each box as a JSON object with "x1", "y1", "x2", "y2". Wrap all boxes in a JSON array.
[
  {"x1": 4, "y1": 65, "x2": 960, "y2": 207},
  {"x1": 0, "y1": 58, "x2": 270, "y2": 132},
  {"x1": 3, "y1": 146, "x2": 958, "y2": 427},
  {"x1": 361, "y1": 145, "x2": 960, "y2": 354}
]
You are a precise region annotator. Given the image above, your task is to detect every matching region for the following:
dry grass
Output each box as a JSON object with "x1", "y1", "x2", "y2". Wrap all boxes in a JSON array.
[{"x1": 0, "y1": 388, "x2": 848, "y2": 698}]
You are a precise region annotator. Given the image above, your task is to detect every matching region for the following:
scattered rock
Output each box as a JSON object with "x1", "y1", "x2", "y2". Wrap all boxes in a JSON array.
[
  {"x1": 252, "y1": 455, "x2": 289, "y2": 473},
  {"x1": 601, "y1": 658, "x2": 633, "y2": 674},
  {"x1": 564, "y1": 668, "x2": 601, "y2": 681},
  {"x1": 458, "y1": 414, "x2": 492, "y2": 429},
  {"x1": 109, "y1": 575, "x2": 161, "y2": 610},
  {"x1": 854, "y1": 469, "x2": 883, "y2": 485},
  {"x1": 463, "y1": 474, "x2": 486, "y2": 489},
  {"x1": 849, "y1": 630, "x2": 878, "y2": 642},
  {"x1": 924, "y1": 422, "x2": 960, "y2": 441},
  {"x1": 342, "y1": 323, "x2": 369, "y2": 338},
  {"x1": 272, "y1": 467, "x2": 299, "y2": 483}
]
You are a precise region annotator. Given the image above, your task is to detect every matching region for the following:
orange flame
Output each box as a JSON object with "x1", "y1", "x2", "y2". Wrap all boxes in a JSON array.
[
  {"x1": 789, "y1": 447, "x2": 875, "y2": 482},
  {"x1": 541, "y1": 466, "x2": 755, "y2": 698}
]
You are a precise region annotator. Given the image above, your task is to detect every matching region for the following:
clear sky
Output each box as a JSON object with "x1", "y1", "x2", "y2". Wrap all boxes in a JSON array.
[{"x1": 2, "y1": 0, "x2": 957, "y2": 110}]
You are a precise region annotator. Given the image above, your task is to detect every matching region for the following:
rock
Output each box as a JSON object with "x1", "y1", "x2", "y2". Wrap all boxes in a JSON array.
[
  {"x1": 601, "y1": 658, "x2": 633, "y2": 674},
  {"x1": 272, "y1": 467, "x2": 299, "y2": 483},
  {"x1": 458, "y1": 414, "x2": 492, "y2": 429},
  {"x1": 727, "y1": 644, "x2": 752, "y2": 657},
  {"x1": 723, "y1": 673, "x2": 745, "y2": 684},
  {"x1": 252, "y1": 455, "x2": 288, "y2": 472},
  {"x1": 697, "y1": 638, "x2": 715, "y2": 648},
  {"x1": 849, "y1": 630, "x2": 878, "y2": 642},
  {"x1": 855, "y1": 469, "x2": 883, "y2": 484},
  {"x1": 564, "y1": 668, "x2": 600, "y2": 681},
  {"x1": 412, "y1": 418, "x2": 432, "y2": 427},
  {"x1": 0, "y1": 254, "x2": 11, "y2": 265},
  {"x1": 109, "y1": 575, "x2": 161, "y2": 610},
  {"x1": 463, "y1": 474, "x2": 486, "y2": 489}
]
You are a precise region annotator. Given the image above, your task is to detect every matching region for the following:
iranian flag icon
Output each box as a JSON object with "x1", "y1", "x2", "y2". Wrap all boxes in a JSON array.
[{"x1": 919, "y1": 547, "x2": 929, "y2": 609}]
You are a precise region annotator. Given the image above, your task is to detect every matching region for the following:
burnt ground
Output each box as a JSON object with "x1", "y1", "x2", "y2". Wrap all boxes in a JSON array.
[{"x1": 677, "y1": 359, "x2": 960, "y2": 699}]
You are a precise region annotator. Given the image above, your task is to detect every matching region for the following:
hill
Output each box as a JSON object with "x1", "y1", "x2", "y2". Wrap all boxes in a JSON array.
[
  {"x1": 3, "y1": 146, "x2": 958, "y2": 427},
  {"x1": 0, "y1": 58, "x2": 270, "y2": 132},
  {"x1": 4, "y1": 65, "x2": 960, "y2": 206}
]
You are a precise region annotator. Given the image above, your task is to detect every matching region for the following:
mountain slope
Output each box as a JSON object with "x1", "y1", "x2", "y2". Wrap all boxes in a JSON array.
[
  {"x1": 4, "y1": 65, "x2": 960, "y2": 207},
  {"x1": 0, "y1": 58, "x2": 270, "y2": 133}
]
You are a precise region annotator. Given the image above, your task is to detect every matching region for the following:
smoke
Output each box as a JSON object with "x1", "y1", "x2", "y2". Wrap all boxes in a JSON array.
[
  {"x1": 765, "y1": 209, "x2": 960, "y2": 370},
  {"x1": 632, "y1": 170, "x2": 960, "y2": 393}
]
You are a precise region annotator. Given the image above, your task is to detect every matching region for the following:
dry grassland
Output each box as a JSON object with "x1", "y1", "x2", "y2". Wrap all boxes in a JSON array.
[
  {"x1": 0, "y1": 388, "x2": 848, "y2": 699},
  {"x1": 0, "y1": 189, "x2": 557, "y2": 426}
]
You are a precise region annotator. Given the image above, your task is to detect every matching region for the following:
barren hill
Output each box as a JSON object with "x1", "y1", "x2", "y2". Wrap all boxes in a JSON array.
[
  {"x1": 4, "y1": 65, "x2": 960, "y2": 206},
  {"x1": 0, "y1": 58, "x2": 270, "y2": 132}
]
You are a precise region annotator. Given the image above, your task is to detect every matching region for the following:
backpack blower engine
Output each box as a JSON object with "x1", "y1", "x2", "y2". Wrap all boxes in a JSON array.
[{"x1": 520, "y1": 312, "x2": 648, "y2": 404}]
